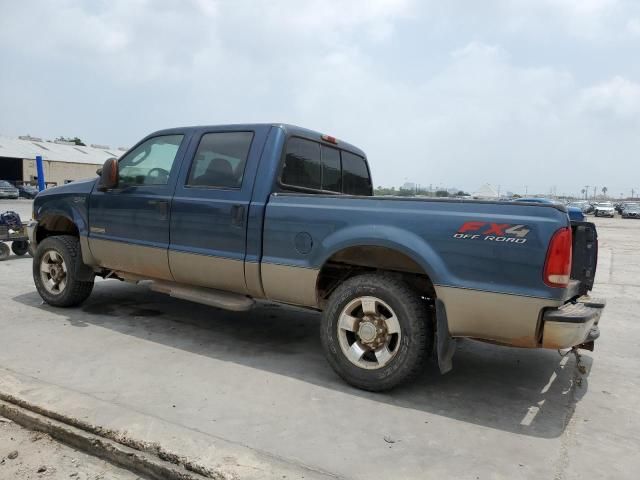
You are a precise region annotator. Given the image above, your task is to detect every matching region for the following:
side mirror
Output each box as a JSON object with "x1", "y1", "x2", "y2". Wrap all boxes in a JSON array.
[{"x1": 98, "y1": 158, "x2": 119, "y2": 191}]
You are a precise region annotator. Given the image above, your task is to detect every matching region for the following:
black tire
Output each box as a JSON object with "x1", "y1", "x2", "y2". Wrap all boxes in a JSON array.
[
  {"x1": 320, "y1": 273, "x2": 432, "y2": 391},
  {"x1": 33, "y1": 235, "x2": 94, "y2": 307},
  {"x1": 0, "y1": 243, "x2": 9, "y2": 261},
  {"x1": 11, "y1": 240, "x2": 29, "y2": 256}
]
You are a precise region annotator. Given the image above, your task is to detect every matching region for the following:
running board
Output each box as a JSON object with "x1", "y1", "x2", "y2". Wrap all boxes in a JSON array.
[{"x1": 149, "y1": 280, "x2": 255, "y2": 312}]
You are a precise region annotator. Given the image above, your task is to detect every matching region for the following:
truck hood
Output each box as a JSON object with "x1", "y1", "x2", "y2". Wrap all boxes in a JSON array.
[{"x1": 36, "y1": 177, "x2": 98, "y2": 198}]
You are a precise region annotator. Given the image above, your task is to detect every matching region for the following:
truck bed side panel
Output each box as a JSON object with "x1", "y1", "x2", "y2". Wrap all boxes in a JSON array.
[{"x1": 261, "y1": 195, "x2": 570, "y2": 344}]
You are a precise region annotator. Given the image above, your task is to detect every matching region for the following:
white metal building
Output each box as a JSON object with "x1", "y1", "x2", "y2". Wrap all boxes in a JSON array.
[{"x1": 0, "y1": 135, "x2": 126, "y2": 186}]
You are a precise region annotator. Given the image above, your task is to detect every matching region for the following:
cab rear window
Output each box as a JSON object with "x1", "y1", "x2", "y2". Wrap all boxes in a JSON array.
[
  {"x1": 281, "y1": 138, "x2": 321, "y2": 190},
  {"x1": 341, "y1": 151, "x2": 371, "y2": 196},
  {"x1": 280, "y1": 137, "x2": 371, "y2": 195}
]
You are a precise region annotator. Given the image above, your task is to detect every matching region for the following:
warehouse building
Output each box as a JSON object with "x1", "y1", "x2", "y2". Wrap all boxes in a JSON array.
[{"x1": 0, "y1": 135, "x2": 125, "y2": 187}]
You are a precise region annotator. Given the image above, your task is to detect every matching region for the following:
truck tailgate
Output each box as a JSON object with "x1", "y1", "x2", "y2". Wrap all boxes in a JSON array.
[{"x1": 571, "y1": 221, "x2": 598, "y2": 295}]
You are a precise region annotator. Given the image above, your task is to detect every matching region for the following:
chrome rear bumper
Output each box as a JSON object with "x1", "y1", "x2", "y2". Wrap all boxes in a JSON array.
[{"x1": 541, "y1": 297, "x2": 605, "y2": 349}]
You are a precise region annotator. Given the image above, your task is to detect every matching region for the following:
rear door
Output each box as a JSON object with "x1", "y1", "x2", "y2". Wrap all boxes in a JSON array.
[
  {"x1": 88, "y1": 133, "x2": 188, "y2": 279},
  {"x1": 169, "y1": 127, "x2": 267, "y2": 294}
]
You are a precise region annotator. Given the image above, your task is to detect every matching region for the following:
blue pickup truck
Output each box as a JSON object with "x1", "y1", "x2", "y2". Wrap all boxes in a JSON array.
[{"x1": 29, "y1": 124, "x2": 604, "y2": 391}]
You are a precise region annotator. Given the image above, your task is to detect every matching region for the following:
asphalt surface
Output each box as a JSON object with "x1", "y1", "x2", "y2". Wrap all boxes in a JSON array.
[{"x1": 0, "y1": 198, "x2": 638, "y2": 479}]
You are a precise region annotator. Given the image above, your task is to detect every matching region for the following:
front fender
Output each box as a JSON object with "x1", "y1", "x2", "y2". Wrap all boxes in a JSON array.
[{"x1": 35, "y1": 198, "x2": 89, "y2": 238}]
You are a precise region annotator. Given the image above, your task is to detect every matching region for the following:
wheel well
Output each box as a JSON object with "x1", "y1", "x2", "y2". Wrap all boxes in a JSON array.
[
  {"x1": 36, "y1": 215, "x2": 79, "y2": 244},
  {"x1": 316, "y1": 245, "x2": 436, "y2": 305}
]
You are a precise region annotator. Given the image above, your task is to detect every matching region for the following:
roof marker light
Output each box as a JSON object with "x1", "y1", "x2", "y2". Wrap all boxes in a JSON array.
[{"x1": 321, "y1": 134, "x2": 337, "y2": 144}]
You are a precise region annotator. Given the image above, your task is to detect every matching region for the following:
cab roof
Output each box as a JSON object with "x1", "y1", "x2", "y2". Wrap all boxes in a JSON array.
[{"x1": 149, "y1": 123, "x2": 366, "y2": 158}]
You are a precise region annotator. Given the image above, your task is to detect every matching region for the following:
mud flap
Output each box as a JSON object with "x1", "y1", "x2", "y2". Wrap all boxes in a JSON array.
[{"x1": 435, "y1": 299, "x2": 456, "y2": 374}]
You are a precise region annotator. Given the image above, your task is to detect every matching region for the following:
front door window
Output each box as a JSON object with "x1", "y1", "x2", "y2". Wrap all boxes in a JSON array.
[{"x1": 118, "y1": 135, "x2": 184, "y2": 186}]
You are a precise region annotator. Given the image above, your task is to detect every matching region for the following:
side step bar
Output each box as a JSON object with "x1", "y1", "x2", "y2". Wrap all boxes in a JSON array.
[{"x1": 150, "y1": 280, "x2": 255, "y2": 311}]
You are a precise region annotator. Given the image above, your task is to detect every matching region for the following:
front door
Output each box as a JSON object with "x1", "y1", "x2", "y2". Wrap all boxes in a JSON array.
[
  {"x1": 88, "y1": 133, "x2": 188, "y2": 279},
  {"x1": 169, "y1": 128, "x2": 262, "y2": 294}
]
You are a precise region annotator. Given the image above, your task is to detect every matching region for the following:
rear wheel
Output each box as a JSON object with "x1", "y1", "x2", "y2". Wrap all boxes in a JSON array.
[
  {"x1": 33, "y1": 236, "x2": 94, "y2": 307},
  {"x1": 320, "y1": 273, "x2": 432, "y2": 391}
]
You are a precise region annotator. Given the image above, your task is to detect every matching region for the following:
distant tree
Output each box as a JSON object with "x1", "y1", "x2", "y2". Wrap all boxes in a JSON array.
[
  {"x1": 397, "y1": 188, "x2": 414, "y2": 197},
  {"x1": 456, "y1": 190, "x2": 469, "y2": 196},
  {"x1": 581, "y1": 188, "x2": 586, "y2": 198},
  {"x1": 56, "y1": 136, "x2": 86, "y2": 146},
  {"x1": 512, "y1": 193, "x2": 522, "y2": 198},
  {"x1": 374, "y1": 186, "x2": 398, "y2": 196},
  {"x1": 435, "y1": 190, "x2": 449, "y2": 197},
  {"x1": 602, "y1": 186, "x2": 608, "y2": 198}
]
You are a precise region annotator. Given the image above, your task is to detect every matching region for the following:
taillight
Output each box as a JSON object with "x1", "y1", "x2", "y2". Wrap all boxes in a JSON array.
[{"x1": 544, "y1": 227, "x2": 573, "y2": 287}]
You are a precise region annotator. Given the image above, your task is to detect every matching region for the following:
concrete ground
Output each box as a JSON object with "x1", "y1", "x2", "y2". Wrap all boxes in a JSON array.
[
  {"x1": 0, "y1": 198, "x2": 639, "y2": 479},
  {"x1": 0, "y1": 415, "x2": 140, "y2": 479}
]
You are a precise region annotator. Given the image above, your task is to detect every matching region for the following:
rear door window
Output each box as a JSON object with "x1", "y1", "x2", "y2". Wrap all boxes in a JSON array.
[
  {"x1": 187, "y1": 131, "x2": 254, "y2": 189},
  {"x1": 341, "y1": 151, "x2": 372, "y2": 195},
  {"x1": 281, "y1": 138, "x2": 321, "y2": 190}
]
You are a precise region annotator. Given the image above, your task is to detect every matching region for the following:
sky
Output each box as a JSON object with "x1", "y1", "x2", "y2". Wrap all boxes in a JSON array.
[{"x1": 1, "y1": 0, "x2": 639, "y2": 197}]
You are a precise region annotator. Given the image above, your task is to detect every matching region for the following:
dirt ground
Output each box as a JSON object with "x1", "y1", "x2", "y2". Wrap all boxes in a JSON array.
[{"x1": 0, "y1": 416, "x2": 140, "y2": 480}]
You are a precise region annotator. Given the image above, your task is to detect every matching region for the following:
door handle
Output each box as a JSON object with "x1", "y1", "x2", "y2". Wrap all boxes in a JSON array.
[
  {"x1": 231, "y1": 205, "x2": 245, "y2": 227},
  {"x1": 148, "y1": 199, "x2": 169, "y2": 219}
]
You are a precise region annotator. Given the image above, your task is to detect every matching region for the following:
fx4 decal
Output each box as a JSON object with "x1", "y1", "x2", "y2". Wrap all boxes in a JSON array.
[{"x1": 453, "y1": 221, "x2": 530, "y2": 244}]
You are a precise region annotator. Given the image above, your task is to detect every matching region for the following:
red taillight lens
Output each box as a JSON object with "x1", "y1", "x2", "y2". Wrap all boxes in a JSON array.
[{"x1": 544, "y1": 227, "x2": 573, "y2": 287}]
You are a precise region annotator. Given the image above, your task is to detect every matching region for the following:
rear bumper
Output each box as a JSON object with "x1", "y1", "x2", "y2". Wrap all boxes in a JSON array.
[{"x1": 541, "y1": 296, "x2": 605, "y2": 349}]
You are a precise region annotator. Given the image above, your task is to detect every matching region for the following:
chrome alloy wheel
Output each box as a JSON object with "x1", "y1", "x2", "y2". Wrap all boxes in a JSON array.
[
  {"x1": 40, "y1": 249, "x2": 68, "y2": 295},
  {"x1": 337, "y1": 296, "x2": 402, "y2": 370}
]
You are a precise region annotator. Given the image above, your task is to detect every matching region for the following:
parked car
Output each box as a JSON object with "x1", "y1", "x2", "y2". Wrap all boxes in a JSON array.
[
  {"x1": 619, "y1": 202, "x2": 639, "y2": 214},
  {"x1": 0, "y1": 180, "x2": 19, "y2": 199},
  {"x1": 568, "y1": 201, "x2": 593, "y2": 215},
  {"x1": 18, "y1": 185, "x2": 39, "y2": 199},
  {"x1": 621, "y1": 204, "x2": 640, "y2": 219},
  {"x1": 514, "y1": 198, "x2": 585, "y2": 222},
  {"x1": 28, "y1": 124, "x2": 605, "y2": 391},
  {"x1": 593, "y1": 202, "x2": 615, "y2": 217}
]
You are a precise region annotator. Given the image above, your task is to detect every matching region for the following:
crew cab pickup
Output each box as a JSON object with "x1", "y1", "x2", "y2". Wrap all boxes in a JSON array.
[{"x1": 29, "y1": 124, "x2": 605, "y2": 391}]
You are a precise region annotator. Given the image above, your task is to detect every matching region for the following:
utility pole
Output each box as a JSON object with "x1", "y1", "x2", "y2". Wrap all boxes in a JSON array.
[
  {"x1": 525, "y1": 185, "x2": 528, "y2": 195},
  {"x1": 584, "y1": 186, "x2": 589, "y2": 200}
]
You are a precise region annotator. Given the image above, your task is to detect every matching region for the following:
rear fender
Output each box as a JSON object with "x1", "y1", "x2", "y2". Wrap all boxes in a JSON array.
[{"x1": 313, "y1": 224, "x2": 448, "y2": 285}]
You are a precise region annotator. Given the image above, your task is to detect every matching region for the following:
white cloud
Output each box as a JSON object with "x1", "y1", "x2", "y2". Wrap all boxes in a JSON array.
[
  {"x1": 579, "y1": 76, "x2": 640, "y2": 117},
  {"x1": 0, "y1": 1, "x2": 639, "y2": 195},
  {"x1": 627, "y1": 18, "x2": 640, "y2": 36}
]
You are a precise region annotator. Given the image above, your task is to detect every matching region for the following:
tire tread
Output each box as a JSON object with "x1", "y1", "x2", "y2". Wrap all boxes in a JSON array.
[
  {"x1": 33, "y1": 235, "x2": 94, "y2": 307},
  {"x1": 321, "y1": 273, "x2": 432, "y2": 391}
]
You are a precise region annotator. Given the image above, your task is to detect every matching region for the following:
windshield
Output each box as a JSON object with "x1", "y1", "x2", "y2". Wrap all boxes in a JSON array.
[
  {"x1": 596, "y1": 202, "x2": 613, "y2": 207},
  {"x1": 0, "y1": 180, "x2": 14, "y2": 187}
]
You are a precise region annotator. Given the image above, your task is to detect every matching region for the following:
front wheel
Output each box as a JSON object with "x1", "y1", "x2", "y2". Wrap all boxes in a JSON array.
[
  {"x1": 33, "y1": 236, "x2": 94, "y2": 307},
  {"x1": 320, "y1": 273, "x2": 433, "y2": 391}
]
